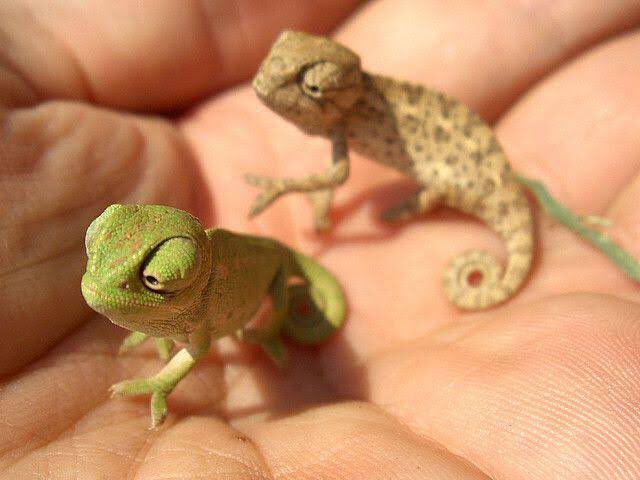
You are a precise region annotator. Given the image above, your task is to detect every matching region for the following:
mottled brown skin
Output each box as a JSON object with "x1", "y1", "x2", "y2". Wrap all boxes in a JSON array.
[{"x1": 248, "y1": 30, "x2": 534, "y2": 310}]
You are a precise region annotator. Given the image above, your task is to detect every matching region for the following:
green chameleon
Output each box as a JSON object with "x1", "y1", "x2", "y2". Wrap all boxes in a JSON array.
[{"x1": 81, "y1": 204, "x2": 345, "y2": 428}]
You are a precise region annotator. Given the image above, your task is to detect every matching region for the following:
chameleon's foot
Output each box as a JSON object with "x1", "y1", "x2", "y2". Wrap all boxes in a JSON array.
[
  {"x1": 245, "y1": 174, "x2": 285, "y2": 217},
  {"x1": 283, "y1": 284, "x2": 342, "y2": 344},
  {"x1": 110, "y1": 378, "x2": 170, "y2": 428}
]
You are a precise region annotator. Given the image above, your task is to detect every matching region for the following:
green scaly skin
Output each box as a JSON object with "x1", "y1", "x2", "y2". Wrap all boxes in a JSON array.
[{"x1": 81, "y1": 204, "x2": 345, "y2": 428}]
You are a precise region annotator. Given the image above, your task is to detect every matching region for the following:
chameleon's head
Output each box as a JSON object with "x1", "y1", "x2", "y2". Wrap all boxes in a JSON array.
[
  {"x1": 253, "y1": 30, "x2": 363, "y2": 135},
  {"x1": 81, "y1": 204, "x2": 212, "y2": 337}
]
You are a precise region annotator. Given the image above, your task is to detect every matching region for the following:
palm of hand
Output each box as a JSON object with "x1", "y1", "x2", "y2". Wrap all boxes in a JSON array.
[{"x1": 2, "y1": 2, "x2": 640, "y2": 478}]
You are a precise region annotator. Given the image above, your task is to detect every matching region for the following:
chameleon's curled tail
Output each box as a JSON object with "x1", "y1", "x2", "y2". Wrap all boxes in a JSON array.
[
  {"x1": 284, "y1": 250, "x2": 347, "y2": 344},
  {"x1": 442, "y1": 207, "x2": 534, "y2": 310}
]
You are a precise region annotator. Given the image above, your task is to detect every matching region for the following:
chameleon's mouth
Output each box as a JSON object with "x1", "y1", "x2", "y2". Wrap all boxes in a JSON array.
[
  {"x1": 81, "y1": 273, "x2": 194, "y2": 337},
  {"x1": 80, "y1": 274, "x2": 107, "y2": 312},
  {"x1": 80, "y1": 273, "x2": 151, "y2": 315}
]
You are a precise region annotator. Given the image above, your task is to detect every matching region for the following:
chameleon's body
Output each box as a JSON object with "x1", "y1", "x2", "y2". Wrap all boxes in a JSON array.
[
  {"x1": 81, "y1": 204, "x2": 345, "y2": 427},
  {"x1": 248, "y1": 31, "x2": 534, "y2": 310}
]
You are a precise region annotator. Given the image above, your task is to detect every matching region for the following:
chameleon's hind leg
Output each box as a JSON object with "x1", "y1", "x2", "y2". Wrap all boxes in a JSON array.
[
  {"x1": 283, "y1": 283, "x2": 340, "y2": 344},
  {"x1": 381, "y1": 188, "x2": 441, "y2": 222},
  {"x1": 239, "y1": 268, "x2": 289, "y2": 368}
]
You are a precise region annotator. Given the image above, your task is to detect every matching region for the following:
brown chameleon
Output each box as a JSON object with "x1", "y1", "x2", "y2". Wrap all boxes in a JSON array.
[{"x1": 247, "y1": 30, "x2": 534, "y2": 310}]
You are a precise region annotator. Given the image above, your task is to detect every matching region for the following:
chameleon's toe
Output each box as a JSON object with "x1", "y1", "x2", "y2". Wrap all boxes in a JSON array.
[
  {"x1": 110, "y1": 378, "x2": 155, "y2": 397},
  {"x1": 248, "y1": 199, "x2": 267, "y2": 218},
  {"x1": 283, "y1": 284, "x2": 342, "y2": 344},
  {"x1": 249, "y1": 190, "x2": 282, "y2": 217},
  {"x1": 245, "y1": 173, "x2": 271, "y2": 187},
  {"x1": 150, "y1": 391, "x2": 169, "y2": 429}
]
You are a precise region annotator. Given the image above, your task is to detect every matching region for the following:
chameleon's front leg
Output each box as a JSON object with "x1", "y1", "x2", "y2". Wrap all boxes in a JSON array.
[
  {"x1": 118, "y1": 331, "x2": 175, "y2": 361},
  {"x1": 110, "y1": 325, "x2": 211, "y2": 428},
  {"x1": 246, "y1": 130, "x2": 349, "y2": 228}
]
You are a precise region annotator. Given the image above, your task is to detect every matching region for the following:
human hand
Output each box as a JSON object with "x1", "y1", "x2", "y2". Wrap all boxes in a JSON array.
[{"x1": 2, "y1": 1, "x2": 640, "y2": 478}]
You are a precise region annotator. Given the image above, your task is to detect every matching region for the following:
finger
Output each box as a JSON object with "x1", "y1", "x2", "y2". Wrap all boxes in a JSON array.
[
  {"x1": 338, "y1": 0, "x2": 640, "y2": 119},
  {"x1": 0, "y1": 320, "x2": 255, "y2": 479},
  {"x1": 0, "y1": 0, "x2": 362, "y2": 110},
  {"x1": 498, "y1": 31, "x2": 640, "y2": 214},
  {"x1": 495, "y1": 31, "x2": 640, "y2": 298},
  {"x1": 0, "y1": 101, "x2": 200, "y2": 375},
  {"x1": 242, "y1": 402, "x2": 490, "y2": 479},
  {"x1": 360, "y1": 295, "x2": 640, "y2": 479},
  {"x1": 127, "y1": 417, "x2": 272, "y2": 478}
]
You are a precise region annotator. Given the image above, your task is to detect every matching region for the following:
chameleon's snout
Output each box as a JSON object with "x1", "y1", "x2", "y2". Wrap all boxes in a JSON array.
[
  {"x1": 81, "y1": 272, "x2": 118, "y2": 316},
  {"x1": 252, "y1": 71, "x2": 267, "y2": 98},
  {"x1": 252, "y1": 64, "x2": 282, "y2": 104}
]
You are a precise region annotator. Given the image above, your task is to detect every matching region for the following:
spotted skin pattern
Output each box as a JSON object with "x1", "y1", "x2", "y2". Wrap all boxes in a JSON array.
[
  {"x1": 248, "y1": 31, "x2": 534, "y2": 310},
  {"x1": 81, "y1": 204, "x2": 346, "y2": 427}
]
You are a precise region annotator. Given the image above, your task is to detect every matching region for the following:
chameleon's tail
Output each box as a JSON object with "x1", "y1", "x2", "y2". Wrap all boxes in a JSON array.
[
  {"x1": 442, "y1": 189, "x2": 534, "y2": 310},
  {"x1": 284, "y1": 250, "x2": 347, "y2": 344}
]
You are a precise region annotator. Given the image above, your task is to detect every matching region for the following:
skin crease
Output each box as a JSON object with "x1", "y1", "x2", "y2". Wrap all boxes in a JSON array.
[{"x1": 1, "y1": 0, "x2": 640, "y2": 478}]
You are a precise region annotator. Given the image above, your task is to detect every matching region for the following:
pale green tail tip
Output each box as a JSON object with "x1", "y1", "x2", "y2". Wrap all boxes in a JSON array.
[{"x1": 283, "y1": 284, "x2": 345, "y2": 344}]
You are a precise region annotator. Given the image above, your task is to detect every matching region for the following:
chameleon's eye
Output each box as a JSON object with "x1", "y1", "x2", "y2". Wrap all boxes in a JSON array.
[
  {"x1": 303, "y1": 80, "x2": 321, "y2": 95},
  {"x1": 141, "y1": 237, "x2": 200, "y2": 293},
  {"x1": 300, "y1": 62, "x2": 330, "y2": 99},
  {"x1": 301, "y1": 78, "x2": 322, "y2": 98}
]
